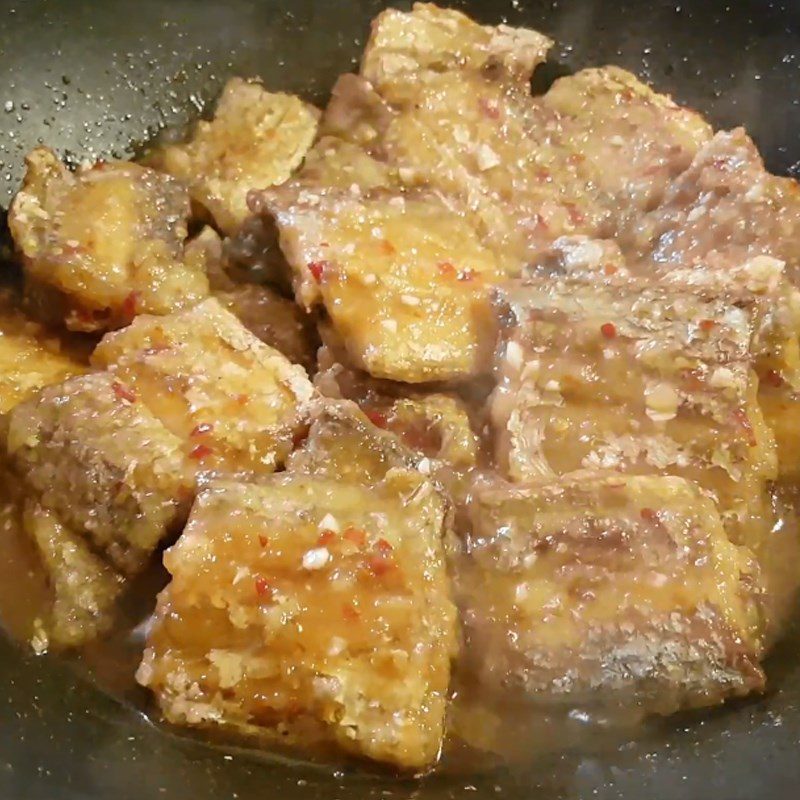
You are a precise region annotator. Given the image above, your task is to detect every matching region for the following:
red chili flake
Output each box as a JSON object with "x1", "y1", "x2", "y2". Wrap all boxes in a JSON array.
[
  {"x1": 567, "y1": 204, "x2": 585, "y2": 225},
  {"x1": 189, "y1": 443, "x2": 213, "y2": 460},
  {"x1": 535, "y1": 169, "x2": 551, "y2": 182},
  {"x1": 568, "y1": 153, "x2": 585, "y2": 166},
  {"x1": 122, "y1": 290, "x2": 140, "y2": 320},
  {"x1": 600, "y1": 322, "x2": 617, "y2": 339},
  {"x1": 367, "y1": 554, "x2": 394, "y2": 577},
  {"x1": 603, "y1": 264, "x2": 617, "y2": 276},
  {"x1": 732, "y1": 409, "x2": 756, "y2": 447},
  {"x1": 380, "y1": 239, "x2": 396, "y2": 256},
  {"x1": 342, "y1": 602, "x2": 360, "y2": 621},
  {"x1": 437, "y1": 261, "x2": 458, "y2": 279},
  {"x1": 699, "y1": 319, "x2": 716, "y2": 332},
  {"x1": 254, "y1": 576, "x2": 272, "y2": 598},
  {"x1": 343, "y1": 527, "x2": 366, "y2": 547},
  {"x1": 365, "y1": 409, "x2": 387, "y2": 428},
  {"x1": 112, "y1": 382, "x2": 136, "y2": 403},
  {"x1": 235, "y1": 394, "x2": 249, "y2": 406},
  {"x1": 190, "y1": 422, "x2": 214, "y2": 437},
  {"x1": 457, "y1": 268, "x2": 476, "y2": 282},
  {"x1": 308, "y1": 260, "x2": 328, "y2": 283},
  {"x1": 762, "y1": 369, "x2": 784, "y2": 388},
  {"x1": 478, "y1": 97, "x2": 500, "y2": 119},
  {"x1": 375, "y1": 538, "x2": 394, "y2": 555},
  {"x1": 533, "y1": 212, "x2": 550, "y2": 234},
  {"x1": 640, "y1": 507, "x2": 659, "y2": 522},
  {"x1": 318, "y1": 529, "x2": 337, "y2": 546},
  {"x1": 93, "y1": 160, "x2": 108, "y2": 171},
  {"x1": 258, "y1": 535, "x2": 269, "y2": 548}
]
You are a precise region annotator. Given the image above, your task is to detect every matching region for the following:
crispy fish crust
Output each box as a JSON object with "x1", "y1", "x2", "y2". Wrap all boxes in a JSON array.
[
  {"x1": 457, "y1": 472, "x2": 765, "y2": 712},
  {"x1": 491, "y1": 274, "x2": 777, "y2": 551},
  {"x1": 9, "y1": 147, "x2": 209, "y2": 332},
  {"x1": 149, "y1": 78, "x2": 319, "y2": 234},
  {"x1": 138, "y1": 472, "x2": 457, "y2": 770},
  {"x1": 92, "y1": 298, "x2": 315, "y2": 478}
]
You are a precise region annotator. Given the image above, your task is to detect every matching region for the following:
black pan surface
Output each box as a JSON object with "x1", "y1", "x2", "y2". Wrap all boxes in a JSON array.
[{"x1": 1, "y1": 1, "x2": 799, "y2": 798}]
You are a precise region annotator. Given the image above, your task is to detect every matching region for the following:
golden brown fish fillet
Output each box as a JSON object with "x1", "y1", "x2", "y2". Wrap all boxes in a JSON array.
[
  {"x1": 138, "y1": 472, "x2": 456, "y2": 770},
  {"x1": 9, "y1": 147, "x2": 209, "y2": 332}
]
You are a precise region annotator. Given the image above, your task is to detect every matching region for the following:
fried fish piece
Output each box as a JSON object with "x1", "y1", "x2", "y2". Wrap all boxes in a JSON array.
[
  {"x1": 624, "y1": 129, "x2": 800, "y2": 283},
  {"x1": 214, "y1": 284, "x2": 319, "y2": 374},
  {"x1": 378, "y1": 65, "x2": 712, "y2": 264},
  {"x1": 527, "y1": 242, "x2": 800, "y2": 482},
  {"x1": 261, "y1": 186, "x2": 504, "y2": 382},
  {"x1": 186, "y1": 226, "x2": 319, "y2": 372},
  {"x1": 22, "y1": 501, "x2": 124, "y2": 648},
  {"x1": 148, "y1": 78, "x2": 319, "y2": 234},
  {"x1": 360, "y1": 10, "x2": 579, "y2": 267},
  {"x1": 92, "y1": 298, "x2": 315, "y2": 478},
  {"x1": 491, "y1": 276, "x2": 777, "y2": 550},
  {"x1": 8, "y1": 147, "x2": 209, "y2": 332},
  {"x1": 0, "y1": 297, "x2": 86, "y2": 414},
  {"x1": 361, "y1": 3, "x2": 552, "y2": 92},
  {"x1": 138, "y1": 472, "x2": 457, "y2": 769},
  {"x1": 658, "y1": 259, "x2": 800, "y2": 482},
  {"x1": 360, "y1": 8, "x2": 711, "y2": 265},
  {"x1": 6, "y1": 372, "x2": 192, "y2": 574},
  {"x1": 534, "y1": 244, "x2": 800, "y2": 388},
  {"x1": 457, "y1": 472, "x2": 764, "y2": 713},
  {"x1": 540, "y1": 66, "x2": 712, "y2": 221},
  {"x1": 287, "y1": 399, "x2": 419, "y2": 485}
]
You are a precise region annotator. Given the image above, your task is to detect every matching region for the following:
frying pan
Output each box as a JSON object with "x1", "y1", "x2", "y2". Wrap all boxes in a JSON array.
[{"x1": 1, "y1": 1, "x2": 799, "y2": 798}]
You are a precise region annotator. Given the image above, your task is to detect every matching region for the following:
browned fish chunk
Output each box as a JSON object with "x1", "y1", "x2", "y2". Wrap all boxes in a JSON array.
[
  {"x1": 92, "y1": 298, "x2": 315, "y2": 478},
  {"x1": 6, "y1": 372, "x2": 192, "y2": 574},
  {"x1": 8, "y1": 147, "x2": 209, "y2": 332},
  {"x1": 147, "y1": 78, "x2": 319, "y2": 234},
  {"x1": 22, "y1": 501, "x2": 124, "y2": 648},
  {"x1": 457, "y1": 472, "x2": 764, "y2": 712},
  {"x1": 526, "y1": 238, "x2": 800, "y2": 483},
  {"x1": 359, "y1": 7, "x2": 712, "y2": 264},
  {"x1": 361, "y1": 3, "x2": 552, "y2": 92},
  {"x1": 624, "y1": 129, "x2": 800, "y2": 283},
  {"x1": 491, "y1": 275, "x2": 777, "y2": 551},
  {"x1": 540, "y1": 66, "x2": 712, "y2": 224},
  {"x1": 261, "y1": 186, "x2": 504, "y2": 382},
  {"x1": 138, "y1": 472, "x2": 457, "y2": 769}
]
